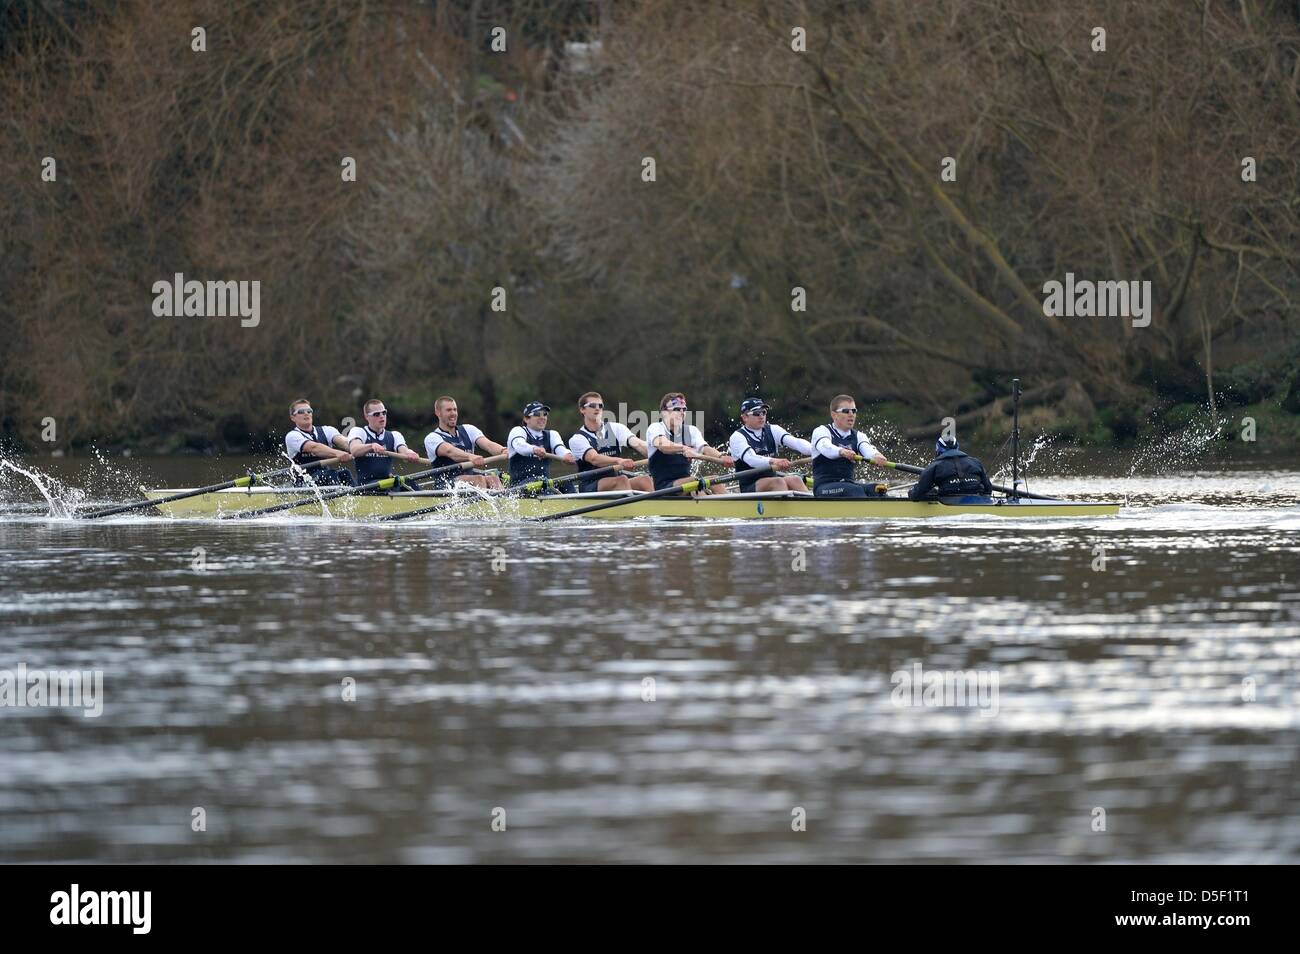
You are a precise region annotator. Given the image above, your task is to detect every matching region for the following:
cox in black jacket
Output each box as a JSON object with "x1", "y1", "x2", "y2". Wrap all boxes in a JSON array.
[{"x1": 908, "y1": 448, "x2": 993, "y2": 499}]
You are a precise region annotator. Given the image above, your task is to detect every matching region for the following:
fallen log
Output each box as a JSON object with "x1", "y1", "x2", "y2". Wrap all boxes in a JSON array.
[{"x1": 903, "y1": 379, "x2": 1083, "y2": 439}]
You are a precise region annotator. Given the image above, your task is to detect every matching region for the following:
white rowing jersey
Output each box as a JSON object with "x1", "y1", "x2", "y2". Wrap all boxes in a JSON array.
[
  {"x1": 506, "y1": 426, "x2": 571, "y2": 458},
  {"x1": 285, "y1": 425, "x2": 342, "y2": 459},
  {"x1": 809, "y1": 424, "x2": 879, "y2": 460},
  {"x1": 727, "y1": 424, "x2": 813, "y2": 469},
  {"x1": 345, "y1": 426, "x2": 408, "y2": 451},
  {"x1": 645, "y1": 420, "x2": 708, "y2": 457},
  {"x1": 569, "y1": 421, "x2": 636, "y2": 462},
  {"x1": 424, "y1": 423, "x2": 487, "y2": 461}
]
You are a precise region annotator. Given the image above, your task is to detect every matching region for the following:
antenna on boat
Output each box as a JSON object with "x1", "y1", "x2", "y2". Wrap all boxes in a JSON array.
[{"x1": 1010, "y1": 378, "x2": 1022, "y2": 500}]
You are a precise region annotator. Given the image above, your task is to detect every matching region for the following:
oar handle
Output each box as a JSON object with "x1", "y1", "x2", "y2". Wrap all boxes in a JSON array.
[
  {"x1": 584, "y1": 457, "x2": 649, "y2": 470},
  {"x1": 378, "y1": 449, "x2": 433, "y2": 466},
  {"x1": 880, "y1": 460, "x2": 925, "y2": 476}
]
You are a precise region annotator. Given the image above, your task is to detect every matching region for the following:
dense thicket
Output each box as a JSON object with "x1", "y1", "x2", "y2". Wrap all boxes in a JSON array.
[{"x1": 2, "y1": 0, "x2": 1298, "y2": 452}]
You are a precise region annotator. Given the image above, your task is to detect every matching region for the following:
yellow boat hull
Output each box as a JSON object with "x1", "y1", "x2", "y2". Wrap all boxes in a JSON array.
[{"x1": 144, "y1": 488, "x2": 1121, "y2": 519}]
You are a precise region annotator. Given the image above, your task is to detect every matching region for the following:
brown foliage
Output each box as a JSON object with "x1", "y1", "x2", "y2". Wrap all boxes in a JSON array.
[{"x1": 2, "y1": 0, "x2": 1297, "y2": 449}]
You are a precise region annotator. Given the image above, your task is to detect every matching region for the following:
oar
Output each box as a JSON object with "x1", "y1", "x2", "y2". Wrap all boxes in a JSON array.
[
  {"x1": 877, "y1": 460, "x2": 1059, "y2": 501},
  {"x1": 77, "y1": 458, "x2": 345, "y2": 519},
  {"x1": 375, "y1": 449, "x2": 433, "y2": 466},
  {"x1": 377, "y1": 460, "x2": 640, "y2": 522},
  {"x1": 531, "y1": 457, "x2": 813, "y2": 522},
  {"x1": 220, "y1": 454, "x2": 507, "y2": 519}
]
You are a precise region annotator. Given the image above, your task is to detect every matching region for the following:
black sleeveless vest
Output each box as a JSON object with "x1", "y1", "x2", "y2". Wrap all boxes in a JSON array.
[
  {"x1": 812, "y1": 426, "x2": 858, "y2": 485},
  {"x1": 574, "y1": 424, "x2": 622, "y2": 492},
  {"x1": 354, "y1": 428, "x2": 397, "y2": 482},
  {"x1": 292, "y1": 426, "x2": 351, "y2": 486},
  {"x1": 433, "y1": 425, "x2": 475, "y2": 472},
  {"x1": 509, "y1": 428, "x2": 558, "y2": 484},
  {"x1": 293, "y1": 426, "x2": 333, "y2": 466},
  {"x1": 733, "y1": 424, "x2": 777, "y2": 492},
  {"x1": 648, "y1": 424, "x2": 692, "y2": 487}
]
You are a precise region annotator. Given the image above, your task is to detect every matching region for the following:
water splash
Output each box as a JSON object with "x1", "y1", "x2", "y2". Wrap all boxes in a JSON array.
[
  {"x1": 1126, "y1": 409, "x2": 1226, "y2": 479},
  {"x1": 1122, "y1": 407, "x2": 1227, "y2": 506},
  {"x1": 280, "y1": 452, "x2": 333, "y2": 519},
  {"x1": 862, "y1": 419, "x2": 915, "y2": 465},
  {"x1": 991, "y1": 434, "x2": 1056, "y2": 485},
  {"x1": 86, "y1": 446, "x2": 158, "y2": 505},
  {"x1": 423, "y1": 476, "x2": 496, "y2": 521},
  {"x1": 0, "y1": 457, "x2": 83, "y2": 518}
]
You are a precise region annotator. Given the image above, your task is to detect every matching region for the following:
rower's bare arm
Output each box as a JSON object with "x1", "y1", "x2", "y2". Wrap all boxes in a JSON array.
[
  {"x1": 476, "y1": 438, "x2": 507, "y2": 456},
  {"x1": 699, "y1": 446, "x2": 735, "y2": 467},
  {"x1": 588, "y1": 450, "x2": 635, "y2": 469},
  {"x1": 438, "y1": 444, "x2": 485, "y2": 467},
  {"x1": 437, "y1": 443, "x2": 471, "y2": 462},
  {"x1": 653, "y1": 435, "x2": 685, "y2": 454},
  {"x1": 304, "y1": 440, "x2": 352, "y2": 462},
  {"x1": 628, "y1": 435, "x2": 649, "y2": 456}
]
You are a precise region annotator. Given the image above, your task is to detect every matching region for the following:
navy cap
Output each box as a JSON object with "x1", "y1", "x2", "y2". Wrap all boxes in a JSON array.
[
  {"x1": 739, "y1": 398, "x2": 770, "y2": 415},
  {"x1": 936, "y1": 435, "x2": 959, "y2": 452},
  {"x1": 523, "y1": 402, "x2": 550, "y2": 416}
]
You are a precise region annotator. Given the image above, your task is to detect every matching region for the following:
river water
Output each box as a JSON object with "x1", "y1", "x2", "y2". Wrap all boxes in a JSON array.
[{"x1": 0, "y1": 456, "x2": 1297, "y2": 862}]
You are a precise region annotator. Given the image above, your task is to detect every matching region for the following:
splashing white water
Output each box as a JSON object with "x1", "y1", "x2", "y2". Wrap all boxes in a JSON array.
[
  {"x1": 862, "y1": 418, "x2": 916, "y2": 465},
  {"x1": 85, "y1": 446, "x2": 156, "y2": 503},
  {"x1": 0, "y1": 457, "x2": 81, "y2": 518},
  {"x1": 992, "y1": 434, "x2": 1056, "y2": 486},
  {"x1": 425, "y1": 476, "x2": 496, "y2": 520},
  {"x1": 281, "y1": 452, "x2": 333, "y2": 519},
  {"x1": 1127, "y1": 415, "x2": 1226, "y2": 478},
  {"x1": 1121, "y1": 408, "x2": 1227, "y2": 505}
]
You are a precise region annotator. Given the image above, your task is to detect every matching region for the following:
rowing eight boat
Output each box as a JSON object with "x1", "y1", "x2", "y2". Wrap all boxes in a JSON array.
[{"x1": 142, "y1": 487, "x2": 1121, "y2": 519}]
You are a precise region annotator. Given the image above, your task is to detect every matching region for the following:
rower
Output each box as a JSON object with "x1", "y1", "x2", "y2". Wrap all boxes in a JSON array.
[
  {"x1": 423, "y1": 395, "x2": 507, "y2": 490},
  {"x1": 506, "y1": 402, "x2": 576, "y2": 487},
  {"x1": 346, "y1": 399, "x2": 421, "y2": 487},
  {"x1": 908, "y1": 435, "x2": 993, "y2": 500},
  {"x1": 644, "y1": 392, "x2": 734, "y2": 493},
  {"x1": 809, "y1": 395, "x2": 889, "y2": 498},
  {"x1": 727, "y1": 398, "x2": 813, "y2": 494},
  {"x1": 284, "y1": 398, "x2": 354, "y2": 485},
  {"x1": 568, "y1": 391, "x2": 652, "y2": 493}
]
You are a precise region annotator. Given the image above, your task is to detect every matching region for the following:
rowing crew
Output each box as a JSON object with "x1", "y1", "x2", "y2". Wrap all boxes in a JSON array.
[{"x1": 282, "y1": 391, "x2": 993, "y2": 499}]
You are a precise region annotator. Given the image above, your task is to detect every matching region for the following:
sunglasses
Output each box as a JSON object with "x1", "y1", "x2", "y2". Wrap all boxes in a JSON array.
[
  {"x1": 744, "y1": 409, "x2": 768, "y2": 416},
  {"x1": 367, "y1": 410, "x2": 388, "y2": 416},
  {"x1": 292, "y1": 408, "x2": 314, "y2": 415},
  {"x1": 529, "y1": 411, "x2": 549, "y2": 417},
  {"x1": 834, "y1": 408, "x2": 858, "y2": 415},
  {"x1": 581, "y1": 402, "x2": 604, "y2": 410},
  {"x1": 663, "y1": 405, "x2": 687, "y2": 412}
]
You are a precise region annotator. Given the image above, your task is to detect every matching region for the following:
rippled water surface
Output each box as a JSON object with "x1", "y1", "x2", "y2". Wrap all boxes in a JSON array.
[{"x1": 1, "y1": 460, "x2": 1297, "y2": 862}]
